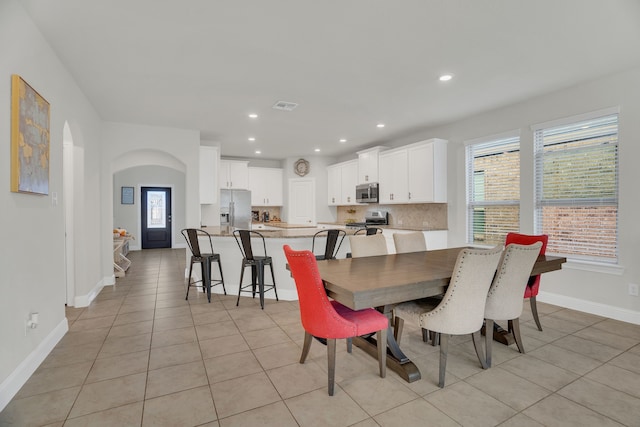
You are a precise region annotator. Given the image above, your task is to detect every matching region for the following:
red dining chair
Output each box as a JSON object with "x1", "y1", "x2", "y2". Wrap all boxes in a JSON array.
[
  {"x1": 505, "y1": 232, "x2": 548, "y2": 331},
  {"x1": 283, "y1": 245, "x2": 388, "y2": 396}
]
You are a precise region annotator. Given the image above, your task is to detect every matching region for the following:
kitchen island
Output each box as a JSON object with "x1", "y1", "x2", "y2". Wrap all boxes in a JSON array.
[{"x1": 194, "y1": 225, "x2": 358, "y2": 301}]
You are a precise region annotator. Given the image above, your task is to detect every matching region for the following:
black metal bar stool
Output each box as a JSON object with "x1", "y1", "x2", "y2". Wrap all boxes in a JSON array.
[
  {"x1": 181, "y1": 228, "x2": 226, "y2": 303},
  {"x1": 233, "y1": 229, "x2": 278, "y2": 309},
  {"x1": 311, "y1": 229, "x2": 347, "y2": 260}
]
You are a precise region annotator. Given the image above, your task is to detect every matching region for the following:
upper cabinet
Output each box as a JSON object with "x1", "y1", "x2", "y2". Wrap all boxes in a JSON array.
[
  {"x1": 219, "y1": 160, "x2": 249, "y2": 189},
  {"x1": 248, "y1": 167, "x2": 283, "y2": 206},
  {"x1": 407, "y1": 139, "x2": 447, "y2": 203},
  {"x1": 378, "y1": 139, "x2": 447, "y2": 204},
  {"x1": 327, "y1": 160, "x2": 358, "y2": 206},
  {"x1": 379, "y1": 149, "x2": 409, "y2": 203},
  {"x1": 357, "y1": 146, "x2": 385, "y2": 184},
  {"x1": 199, "y1": 146, "x2": 219, "y2": 204}
]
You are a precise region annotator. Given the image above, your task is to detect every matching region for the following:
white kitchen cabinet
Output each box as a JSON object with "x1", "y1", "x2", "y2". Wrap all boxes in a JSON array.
[
  {"x1": 378, "y1": 149, "x2": 409, "y2": 204},
  {"x1": 327, "y1": 160, "x2": 358, "y2": 205},
  {"x1": 407, "y1": 139, "x2": 448, "y2": 203},
  {"x1": 378, "y1": 139, "x2": 448, "y2": 204},
  {"x1": 357, "y1": 146, "x2": 385, "y2": 184},
  {"x1": 248, "y1": 167, "x2": 283, "y2": 206},
  {"x1": 219, "y1": 160, "x2": 249, "y2": 189},
  {"x1": 199, "y1": 146, "x2": 218, "y2": 204}
]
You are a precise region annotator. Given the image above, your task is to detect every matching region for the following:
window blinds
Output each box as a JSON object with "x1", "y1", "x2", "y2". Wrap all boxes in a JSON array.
[
  {"x1": 466, "y1": 136, "x2": 520, "y2": 245},
  {"x1": 534, "y1": 114, "x2": 618, "y2": 262}
]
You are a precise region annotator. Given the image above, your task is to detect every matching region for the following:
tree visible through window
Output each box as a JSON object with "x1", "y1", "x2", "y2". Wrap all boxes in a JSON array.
[
  {"x1": 466, "y1": 135, "x2": 520, "y2": 246},
  {"x1": 534, "y1": 113, "x2": 618, "y2": 262}
]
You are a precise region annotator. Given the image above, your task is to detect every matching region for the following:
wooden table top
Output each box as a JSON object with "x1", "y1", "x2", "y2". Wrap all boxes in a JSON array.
[{"x1": 316, "y1": 247, "x2": 566, "y2": 311}]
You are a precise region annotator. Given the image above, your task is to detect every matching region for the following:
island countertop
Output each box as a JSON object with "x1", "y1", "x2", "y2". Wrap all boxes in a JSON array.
[{"x1": 200, "y1": 225, "x2": 359, "y2": 238}]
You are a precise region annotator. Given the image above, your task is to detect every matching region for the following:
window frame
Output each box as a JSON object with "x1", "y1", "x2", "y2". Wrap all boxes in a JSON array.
[
  {"x1": 465, "y1": 131, "x2": 521, "y2": 246},
  {"x1": 532, "y1": 107, "x2": 619, "y2": 264}
]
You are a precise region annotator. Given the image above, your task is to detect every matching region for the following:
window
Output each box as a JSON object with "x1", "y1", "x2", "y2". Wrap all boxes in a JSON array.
[
  {"x1": 466, "y1": 134, "x2": 520, "y2": 246},
  {"x1": 533, "y1": 112, "x2": 618, "y2": 263}
]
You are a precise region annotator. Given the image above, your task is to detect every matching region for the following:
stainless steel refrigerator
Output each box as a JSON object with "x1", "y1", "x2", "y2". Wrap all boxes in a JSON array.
[{"x1": 220, "y1": 189, "x2": 252, "y2": 229}]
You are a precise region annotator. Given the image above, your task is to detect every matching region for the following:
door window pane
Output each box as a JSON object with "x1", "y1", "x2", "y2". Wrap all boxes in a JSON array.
[{"x1": 147, "y1": 191, "x2": 166, "y2": 229}]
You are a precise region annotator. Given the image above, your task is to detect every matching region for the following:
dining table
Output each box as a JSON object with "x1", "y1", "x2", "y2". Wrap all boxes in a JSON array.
[{"x1": 315, "y1": 246, "x2": 566, "y2": 382}]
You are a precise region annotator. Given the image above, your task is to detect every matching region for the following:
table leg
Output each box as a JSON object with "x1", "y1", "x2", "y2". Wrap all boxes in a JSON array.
[
  {"x1": 481, "y1": 322, "x2": 515, "y2": 346},
  {"x1": 352, "y1": 305, "x2": 421, "y2": 382}
]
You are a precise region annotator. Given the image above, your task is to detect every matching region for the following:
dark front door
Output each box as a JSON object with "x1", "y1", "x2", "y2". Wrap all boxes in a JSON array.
[{"x1": 141, "y1": 187, "x2": 172, "y2": 249}]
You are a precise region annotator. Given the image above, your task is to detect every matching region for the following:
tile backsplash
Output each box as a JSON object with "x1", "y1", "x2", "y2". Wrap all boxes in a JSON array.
[{"x1": 337, "y1": 203, "x2": 447, "y2": 230}]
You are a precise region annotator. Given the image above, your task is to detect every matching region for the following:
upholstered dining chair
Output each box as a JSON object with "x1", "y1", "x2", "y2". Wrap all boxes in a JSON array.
[
  {"x1": 311, "y1": 229, "x2": 347, "y2": 260},
  {"x1": 505, "y1": 232, "x2": 548, "y2": 331},
  {"x1": 393, "y1": 231, "x2": 427, "y2": 254},
  {"x1": 181, "y1": 228, "x2": 226, "y2": 303},
  {"x1": 349, "y1": 233, "x2": 388, "y2": 258},
  {"x1": 393, "y1": 246, "x2": 502, "y2": 388},
  {"x1": 484, "y1": 242, "x2": 542, "y2": 367},
  {"x1": 283, "y1": 245, "x2": 388, "y2": 396},
  {"x1": 233, "y1": 229, "x2": 278, "y2": 309}
]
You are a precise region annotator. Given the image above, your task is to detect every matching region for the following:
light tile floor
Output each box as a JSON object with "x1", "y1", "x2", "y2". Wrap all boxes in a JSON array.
[{"x1": 2, "y1": 248, "x2": 640, "y2": 426}]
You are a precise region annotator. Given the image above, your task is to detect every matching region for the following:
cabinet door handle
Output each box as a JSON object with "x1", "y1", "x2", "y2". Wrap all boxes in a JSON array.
[{"x1": 409, "y1": 192, "x2": 411, "y2": 200}]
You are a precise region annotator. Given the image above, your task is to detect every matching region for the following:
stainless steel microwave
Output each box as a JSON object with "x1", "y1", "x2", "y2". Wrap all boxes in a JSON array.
[{"x1": 356, "y1": 183, "x2": 379, "y2": 203}]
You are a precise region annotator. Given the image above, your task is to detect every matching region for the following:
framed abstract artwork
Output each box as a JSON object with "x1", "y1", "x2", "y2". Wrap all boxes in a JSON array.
[{"x1": 11, "y1": 74, "x2": 50, "y2": 195}]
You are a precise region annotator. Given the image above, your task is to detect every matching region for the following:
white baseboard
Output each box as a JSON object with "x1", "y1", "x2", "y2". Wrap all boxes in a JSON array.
[
  {"x1": 0, "y1": 318, "x2": 69, "y2": 412},
  {"x1": 539, "y1": 291, "x2": 640, "y2": 325},
  {"x1": 74, "y1": 278, "x2": 107, "y2": 308}
]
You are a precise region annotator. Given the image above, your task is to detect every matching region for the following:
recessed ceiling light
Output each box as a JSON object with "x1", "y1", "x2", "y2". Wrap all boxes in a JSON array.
[
  {"x1": 255, "y1": 150, "x2": 261, "y2": 154},
  {"x1": 248, "y1": 137, "x2": 256, "y2": 141},
  {"x1": 339, "y1": 139, "x2": 347, "y2": 143},
  {"x1": 439, "y1": 74, "x2": 453, "y2": 82},
  {"x1": 376, "y1": 123, "x2": 385, "y2": 128},
  {"x1": 314, "y1": 148, "x2": 321, "y2": 152},
  {"x1": 248, "y1": 113, "x2": 258, "y2": 119}
]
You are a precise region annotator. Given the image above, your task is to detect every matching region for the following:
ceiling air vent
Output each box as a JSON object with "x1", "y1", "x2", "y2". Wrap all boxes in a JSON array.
[{"x1": 272, "y1": 101, "x2": 298, "y2": 111}]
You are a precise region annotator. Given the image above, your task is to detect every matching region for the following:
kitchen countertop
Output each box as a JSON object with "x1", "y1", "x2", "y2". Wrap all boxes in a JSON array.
[
  {"x1": 252, "y1": 221, "x2": 317, "y2": 229},
  {"x1": 319, "y1": 222, "x2": 447, "y2": 232},
  {"x1": 202, "y1": 225, "x2": 360, "y2": 238}
]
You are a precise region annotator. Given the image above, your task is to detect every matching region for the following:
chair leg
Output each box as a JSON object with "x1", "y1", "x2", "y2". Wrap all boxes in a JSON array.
[
  {"x1": 530, "y1": 296, "x2": 543, "y2": 331},
  {"x1": 393, "y1": 316, "x2": 404, "y2": 345},
  {"x1": 251, "y1": 266, "x2": 257, "y2": 298},
  {"x1": 510, "y1": 318, "x2": 526, "y2": 354},
  {"x1": 346, "y1": 337, "x2": 352, "y2": 353},
  {"x1": 421, "y1": 328, "x2": 429, "y2": 342},
  {"x1": 200, "y1": 262, "x2": 207, "y2": 293},
  {"x1": 438, "y1": 334, "x2": 449, "y2": 388},
  {"x1": 377, "y1": 328, "x2": 387, "y2": 378},
  {"x1": 269, "y1": 263, "x2": 279, "y2": 301},
  {"x1": 472, "y1": 330, "x2": 488, "y2": 369},
  {"x1": 485, "y1": 319, "x2": 494, "y2": 368},
  {"x1": 236, "y1": 262, "x2": 246, "y2": 306},
  {"x1": 300, "y1": 332, "x2": 313, "y2": 364},
  {"x1": 216, "y1": 258, "x2": 227, "y2": 295},
  {"x1": 327, "y1": 338, "x2": 337, "y2": 396},
  {"x1": 185, "y1": 259, "x2": 194, "y2": 300}
]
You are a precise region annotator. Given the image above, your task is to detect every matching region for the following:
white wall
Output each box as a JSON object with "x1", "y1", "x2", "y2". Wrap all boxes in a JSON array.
[
  {"x1": 0, "y1": 0, "x2": 105, "y2": 407},
  {"x1": 379, "y1": 67, "x2": 640, "y2": 322}
]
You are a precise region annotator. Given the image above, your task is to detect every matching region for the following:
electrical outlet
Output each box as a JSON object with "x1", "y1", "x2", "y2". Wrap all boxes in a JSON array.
[{"x1": 629, "y1": 283, "x2": 639, "y2": 297}]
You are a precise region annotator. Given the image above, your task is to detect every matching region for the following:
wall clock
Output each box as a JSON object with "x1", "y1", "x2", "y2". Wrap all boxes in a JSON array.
[{"x1": 294, "y1": 158, "x2": 310, "y2": 176}]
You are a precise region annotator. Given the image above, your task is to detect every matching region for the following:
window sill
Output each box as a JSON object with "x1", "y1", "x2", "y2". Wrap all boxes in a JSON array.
[{"x1": 562, "y1": 259, "x2": 624, "y2": 276}]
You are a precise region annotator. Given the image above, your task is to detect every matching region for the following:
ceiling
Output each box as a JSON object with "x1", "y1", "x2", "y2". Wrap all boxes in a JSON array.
[{"x1": 20, "y1": 0, "x2": 640, "y2": 160}]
